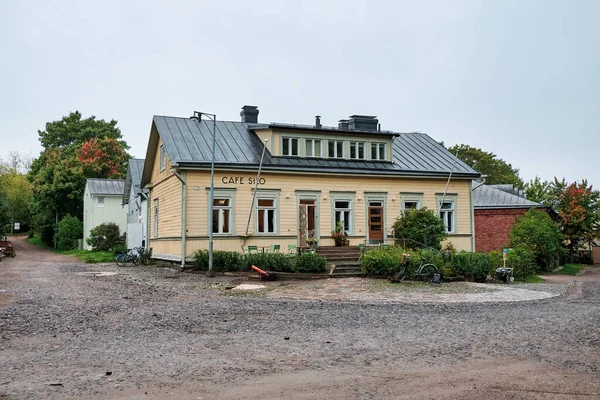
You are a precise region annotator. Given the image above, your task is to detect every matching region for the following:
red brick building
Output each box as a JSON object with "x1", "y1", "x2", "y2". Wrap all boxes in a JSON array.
[{"x1": 473, "y1": 184, "x2": 546, "y2": 253}]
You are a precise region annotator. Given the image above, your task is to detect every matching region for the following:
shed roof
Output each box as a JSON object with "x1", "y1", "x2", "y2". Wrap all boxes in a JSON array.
[
  {"x1": 142, "y1": 115, "x2": 480, "y2": 185},
  {"x1": 473, "y1": 184, "x2": 543, "y2": 209},
  {"x1": 86, "y1": 178, "x2": 125, "y2": 196},
  {"x1": 122, "y1": 159, "x2": 145, "y2": 205}
]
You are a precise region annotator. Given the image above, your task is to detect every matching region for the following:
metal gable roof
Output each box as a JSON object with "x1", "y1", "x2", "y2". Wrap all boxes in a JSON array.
[
  {"x1": 151, "y1": 115, "x2": 480, "y2": 178},
  {"x1": 87, "y1": 178, "x2": 125, "y2": 196},
  {"x1": 473, "y1": 184, "x2": 543, "y2": 209},
  {"x1": 122, "y1": 159, "x2": 145, "y2": 205}
]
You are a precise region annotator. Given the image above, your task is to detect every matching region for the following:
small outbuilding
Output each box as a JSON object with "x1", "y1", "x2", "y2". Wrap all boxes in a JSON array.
[
  {"x1": 83, "y1": 178, "x2": 126, "y2": 250},
  {"x1": 122, "y1": 159, "x2": 148, "y2": 250},
  {"x1": 473, "y1": 184, "x2": 547, "y2": 253}
]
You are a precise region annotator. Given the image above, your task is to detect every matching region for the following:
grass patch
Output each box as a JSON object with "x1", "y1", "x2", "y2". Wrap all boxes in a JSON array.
[
  {"x1": 517, "y1": 275, "x2": 545, "y2": 283},
  {"x1": 26, "y1": 236, "x2": 50, "y2": 248},
  {"x1": 58, "y1": 250, "x2": 115, "y2": 263},
  {"x1": 551, "y1": 264, "x2": 584, "y2": 276}
]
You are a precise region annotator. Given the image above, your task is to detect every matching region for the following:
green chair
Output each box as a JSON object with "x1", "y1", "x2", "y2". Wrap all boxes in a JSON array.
[
  {"x1": 247, "y1": 245, "x2": 258, "y2": 254},
  {"x1": 288, "y1": 244, "x2": 297, "y2": 254},
  {"x1": 269, "y1": 244, "x2": 281, "y2": 253}
]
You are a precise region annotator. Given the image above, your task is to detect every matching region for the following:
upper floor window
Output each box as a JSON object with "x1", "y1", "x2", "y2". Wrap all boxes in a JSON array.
[
  {"x1": 305, "y1": 139, "x2": 322, "y2": 157},
  {"x1": 159, "y1": 144, "x2": 167, "y2": 171},
  {"x1": 371, "y1": 143, "x2": 386, "y2": 160},
  {"x1": 328, "y1": 140, "x2": 344, "y2": 158},
  {"x1": 97, "y1": 196, "x2": 105, "y2": 208},
  {"x1": 350, "y1": 142, "x2": 365, "y2": 160},
  {"x1": 282, "y1": 137, "x2": 299, "y2": 156}
]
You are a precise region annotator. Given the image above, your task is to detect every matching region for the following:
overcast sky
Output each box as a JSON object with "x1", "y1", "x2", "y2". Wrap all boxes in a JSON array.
[{"x1": 2, "y1": 0, "x2": 598, "y2": 187}]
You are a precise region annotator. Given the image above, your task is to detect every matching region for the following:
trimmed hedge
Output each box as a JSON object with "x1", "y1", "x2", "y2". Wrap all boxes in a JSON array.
[
  {"x1": 192, "y1": 250, "x2": 327, "y2": 274},
  {"x1": 451, "y1": 251, "x2": 492, "y2": 282},
  {"x1": 360, "y1": 246, "x2": 441, "y2": 278}
]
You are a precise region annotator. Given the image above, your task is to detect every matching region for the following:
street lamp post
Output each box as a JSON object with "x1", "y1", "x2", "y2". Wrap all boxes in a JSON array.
[{"x1": 193, "y1": 111, "x2": 217, "y2": 277}]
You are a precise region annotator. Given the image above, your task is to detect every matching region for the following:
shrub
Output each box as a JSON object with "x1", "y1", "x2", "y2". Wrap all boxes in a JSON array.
[
  {"x1": 193, "y1": 250, "x2": 244, "y2": 272},
  {"x1": 361, "y1": 246, "x2": 405, "y2": 276},
  {"x1": 295, "y1": 252, "x2": 327, "y2": 273},
  {"x1": 509, "y1": 208, "x2": 562, "y2": 272},
  {"x1": 393, "y1": 208, "x2": 447, "y2": 250},
  {"x1": 87, "y1": 222, "x2": 123, "y2": 251},
  {"x1": 506, "y1": 245, "x2": 536, "y2": 279},
  {"x1": 40, "y1": 224, "x2": 55, "y2": 247},
  {"x1": 55, "y1": 214, "x2": 83, "y2": 251},
  {"x1": 452, "y1": 251, "x2": 493, "y2": 282},
  {"x1": 242, "y1": 253, "x2": 295, "y2": 273}
]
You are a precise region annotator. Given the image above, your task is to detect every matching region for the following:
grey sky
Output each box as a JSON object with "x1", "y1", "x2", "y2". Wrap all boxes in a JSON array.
[{"x1": 2, "y1": 0, "x2": 598, "y2": 188}]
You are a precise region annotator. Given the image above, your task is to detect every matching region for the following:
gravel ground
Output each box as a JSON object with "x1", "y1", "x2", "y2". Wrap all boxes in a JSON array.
[{"x1": 1, "y1": 237, "x2": 599, "y2": 399}]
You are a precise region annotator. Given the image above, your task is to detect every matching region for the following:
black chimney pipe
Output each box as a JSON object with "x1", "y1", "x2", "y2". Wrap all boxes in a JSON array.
[{"x1": 315, "y1": 115, "x2": 322, "y2": 129}]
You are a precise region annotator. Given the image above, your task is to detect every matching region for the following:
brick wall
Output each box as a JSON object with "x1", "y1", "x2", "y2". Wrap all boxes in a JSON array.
[{"x1": 474, "y1": 208, "x2": 529, "y2": 253}]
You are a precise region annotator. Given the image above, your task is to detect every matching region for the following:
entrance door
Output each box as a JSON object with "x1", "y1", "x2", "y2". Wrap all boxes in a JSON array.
[
  {"x1": 299, "y1": 200, "x2": 316, "y2": 246},
  {"x1": 368, "y1": 202, "x2": 384, "y2": 244}
]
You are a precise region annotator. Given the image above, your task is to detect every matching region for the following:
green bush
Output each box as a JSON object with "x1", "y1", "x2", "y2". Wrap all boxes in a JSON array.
[
  {"x1": 86, "y1": 222, "x2": 123, "y2": 251},
  {"x1": 506, "y1": 245, "x2": 536, "y2": 279},
  {"x1": 393, "y1": 208, "x2": 447, "y2": 250},
  {"x1": 361, "y1": 246, "x2": 405, "y2": 276},
  {"x1": 509, "y1": 208, "x2": 562, "y2": 272},
  {"x1": 295, "y1": 252, "x2": 327, "y2": 273},
  {"x1": 452, "y1": 251, "x2": 493, "y2": 282},
  {"x1": 193, "y1": 250, "x2": 244, "y2": 272},
  {"x1": 55, "y1": 214, "x2": 82, "y2": 251},
  {"x1": 242, "y1": 253, "x2": 296, "y2": 273}
]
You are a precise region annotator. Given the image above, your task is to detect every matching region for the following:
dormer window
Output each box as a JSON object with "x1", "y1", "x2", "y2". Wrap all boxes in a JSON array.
[
  {"x1": 328, "y1": 140, "x2": 344, "y2": 158},
  {"x1": 306, "y1": 139, "x2": 322, "y2": 157},
  {"x1": 371, "y1": 143, "x2": 387, "y2": 161},
  {"x1": 350, "y1": 142, "x2": 366, "y2": 160},
  {"x1": 282, "y1": 137, "x2": 299, "y2": 156}
]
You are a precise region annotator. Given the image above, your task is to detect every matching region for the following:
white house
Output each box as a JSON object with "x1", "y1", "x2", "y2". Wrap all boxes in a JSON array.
[
  {"x1": 83, "y1": 178, "x2": 127, "y2": 250},
  {"x1": 122, "y1": 159, "x2": 148, "y2": 250}
]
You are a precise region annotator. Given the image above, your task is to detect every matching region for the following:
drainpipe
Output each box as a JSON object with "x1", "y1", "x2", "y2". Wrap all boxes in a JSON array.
[
  {"x1": 139, "y1": 191, "x2": 149, "y2": 251},
  {"x1": 172, "y1": 169, "x2": 187, "y2": 270},
  {"x1": 470, "y1": 175, "x2": 487, "y2": 252}
]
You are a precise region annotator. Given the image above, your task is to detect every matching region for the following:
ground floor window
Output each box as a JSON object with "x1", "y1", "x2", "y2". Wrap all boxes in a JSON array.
[
  {"x1": 153, "y1": 199, "x2": 159, "y2": 238},
  {"x1": 440, "y1": 201, "x2": 455, "y2": 233},
  {"x1": 334, "y1": 200, "x2": 352, "y2": 233},
  {"x1": 257, "y1": 198, "x2": 276, "y2": 233},
  {"x1": 212, "y1": 198, "x2": 231, "y2": 234}
]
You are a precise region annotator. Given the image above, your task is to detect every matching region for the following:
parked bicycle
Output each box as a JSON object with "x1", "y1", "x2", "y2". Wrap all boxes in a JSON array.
[
  {"x1": 389, "y1": 253, "x2": 439, "y2": 283},
  {"x1": 115, "y1": 246, "x2": 148, "y2": 267}
]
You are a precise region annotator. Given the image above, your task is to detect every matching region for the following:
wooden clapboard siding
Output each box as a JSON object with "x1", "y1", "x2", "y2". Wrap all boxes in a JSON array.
[
  {"x1": 150, "y1": 136, "x2": 173, "y2": 185},
  {"x1": 151, "y1": 175, "x2": 181, "y2": 238}
]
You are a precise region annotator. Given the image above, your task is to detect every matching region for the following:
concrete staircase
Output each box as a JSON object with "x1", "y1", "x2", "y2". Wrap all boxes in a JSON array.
[{"x1": 316, "y1": 246, "x2": 362, "y2": 277}]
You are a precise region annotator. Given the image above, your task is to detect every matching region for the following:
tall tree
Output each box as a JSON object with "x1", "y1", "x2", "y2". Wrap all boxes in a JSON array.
[
  {"x1": 554, "y1": 179, "x2": 600, "y2": 258},
  {"x1": 447, "y1": 144, "x2": 523, "y2": 188},
  {"x1": 524, "y1": 176, "x2": 560, "y2": 209},
  {"x1": 0, "y1": 154, "x2": 33, "y2": 234},
  {"x1": 28, "y1": 111, "x2": 130, "y2": 243}
]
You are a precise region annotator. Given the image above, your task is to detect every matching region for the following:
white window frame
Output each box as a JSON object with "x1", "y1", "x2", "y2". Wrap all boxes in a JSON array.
[
  {"x1": 254, "y1": 189, "x2": 280, "y2": 235},
  {"x1": 153, "y1": 199, "x2": 159, "y2": 238},
  {"x1": 282, "y1": 137, "x2": 300, "y2": 156},
  {"x1": 330, "y1": 191, "x2": 355, "y2": 235},
  {"x1": 436, "y1": 194, "x2": 457, "y2": 233},
  {"x1": 97, "y1": 196, "x2": 105, "y2": 208},
  {"x1": 212, "y1": 198, "x2": 232, "y2": 234},
  {"x1": 350, "y1": 141, "x2": 366, "y2": 160},
  {"x1": 305, "y1": 138, "x2": 322, "y2": 158},
  {"x1": 328, "y1": 140, "x2": 345, "y2": 159},
  {"x1": 206, "y1": 188, "x2": 236, "y2": 236},
  {"x1": 371, "y1": 142, "x2": 387, "y2": 161},
  {"x1": 159, "y1": 144, "x2": 166, "y2": 171}
]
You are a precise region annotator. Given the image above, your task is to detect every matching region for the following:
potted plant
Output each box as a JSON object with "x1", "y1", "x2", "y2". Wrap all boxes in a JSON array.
[
  {"x1": 306, "y1": 236, "x2": 319, "y2": 247},
  {"x1": 331, "y1": 221, "x2": 347, "y2": 247}
]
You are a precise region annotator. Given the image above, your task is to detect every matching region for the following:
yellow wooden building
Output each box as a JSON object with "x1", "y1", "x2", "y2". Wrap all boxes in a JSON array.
[{"x1": 140, "y1": 106, "x2": 480, "y2": 263}]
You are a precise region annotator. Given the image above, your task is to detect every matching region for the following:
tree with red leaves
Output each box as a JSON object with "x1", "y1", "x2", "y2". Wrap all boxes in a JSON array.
[
  {"x1": 554, "y1": 178, "x2": 600, "y2": 260},
  {"x1": 77, "y1": 137, "x2": 128, "y2": 178}
]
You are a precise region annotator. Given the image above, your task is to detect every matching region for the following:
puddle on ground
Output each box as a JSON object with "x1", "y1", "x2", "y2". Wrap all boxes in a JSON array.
[{"x1": 77, "y1": 272, "x2": 119, "y2": 277}]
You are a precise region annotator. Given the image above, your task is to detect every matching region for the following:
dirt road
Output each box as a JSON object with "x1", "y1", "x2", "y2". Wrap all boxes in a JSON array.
[{"x1": 1, "y1": 236, "x2": 599, "y2": 399}]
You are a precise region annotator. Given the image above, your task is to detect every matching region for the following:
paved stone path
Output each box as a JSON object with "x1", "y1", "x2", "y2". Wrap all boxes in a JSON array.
[{"x1": 260, "y1": 277, "x2": 569, "y2": 303}]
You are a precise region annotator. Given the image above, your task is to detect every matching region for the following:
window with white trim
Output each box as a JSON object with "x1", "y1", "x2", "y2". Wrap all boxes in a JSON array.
[
  {"x1": 328, "y1": 140, "x2": 344, "y2": 158},
  {"x1": 257, "y1": 198, "x2": 276, "y2": 233},
  {"x1": 401, "y1": 193, "x2": 423, "y2": 212},
  {"x1": 153, "y1": 199, "x2": 159, "y2": 238},
  {"x1": 282, "y1": 137, "x2": 299, "y2": 156},
  {"x1": 371, "y1": 143, "x2": 386, "y2": 160},
  {"x1": 159, "y1": 144, "x2": 166, "y2": 171},
  {"x1": 305, "y1": 139, "x2": 322, "y2": 157},
  {"x1": 97, "y1": 196, "x2": 105, "y2": 208},
  {"x1": 212, "y1": 198, "x2": 232, "y2": 234},
  {"x1": 440, "y1": 201, "x2": 455, "y2": 233},
  {"x1": 350, "y1": 142, "x2": 365, "y2": 160},
  {"x1": 334, "y1": 200, "x2": 352, "y2": 233}
]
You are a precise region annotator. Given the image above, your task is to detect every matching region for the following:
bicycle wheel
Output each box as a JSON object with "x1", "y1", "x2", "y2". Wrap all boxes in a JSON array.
[
  {"x1": 115, "y1": 254, "x2": 125, "y2": 267},
  {"x1": 123, "y1": 254, "x2": 134, "y2": 267},
  {"x1": 420, "y1": 264, "x2": 438, "y2": 282},
  {"x1": 390, "y1": 267, "x2": 407, "y2": 283}
]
